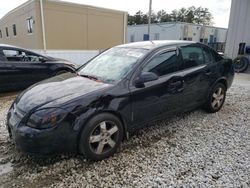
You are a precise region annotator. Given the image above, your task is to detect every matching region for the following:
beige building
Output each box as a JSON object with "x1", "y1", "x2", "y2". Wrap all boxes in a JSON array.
[{"x1": 0, "y1": 0, "x2": 127, "y2": 50}]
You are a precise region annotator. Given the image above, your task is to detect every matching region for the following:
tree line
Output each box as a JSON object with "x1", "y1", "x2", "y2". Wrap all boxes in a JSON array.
[{"x1": 128, "y1": 6, "x2": 213, "y2": 26}]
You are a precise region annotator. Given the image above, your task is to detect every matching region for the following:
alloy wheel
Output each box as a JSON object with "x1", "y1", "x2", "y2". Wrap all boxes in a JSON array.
[
  {"x1": 88, "y1": 121, "x2": 119, "y2": 155},
  {"x1": 211, "y1": 87, "x2": 225, "y2": 110}
]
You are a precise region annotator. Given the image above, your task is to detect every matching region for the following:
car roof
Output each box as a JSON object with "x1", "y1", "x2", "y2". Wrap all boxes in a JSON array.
[
  {"x1": 0, "y1": 43, "x2": 31, "y2": 51},
  {"x1": 117, "y1": 40, "x2": 196, "y2": 50}
]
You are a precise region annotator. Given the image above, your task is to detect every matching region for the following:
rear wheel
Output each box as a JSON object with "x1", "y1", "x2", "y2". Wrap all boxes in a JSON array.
[
  {"x1": 79, "y1": 113, "x2": 123, "y2": 161},
  {"x1": 204, "y1": 83, "x2": 226, "y2": 113},
  {"x1": 234, "y1": 56, "x2": 249, "y2": 72}
]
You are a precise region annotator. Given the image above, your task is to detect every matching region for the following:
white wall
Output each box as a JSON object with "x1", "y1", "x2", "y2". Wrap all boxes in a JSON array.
[
  {"x1": 216, "y1": 29, "x2": 227, "y2": 43},
  {"x1": 225, "y1": 0, "x2": 250, "y2": 58},
  {"x1": 191, "y1": 25, "x2": 202, "y2": 42},
  {"x1": 127, "y1": 23, "x2": 181, "y2": 42},
  {"x1": 34, "y1": 50, "x2": 100, "y2": 67},
  {"x1": 127, "y1": 22, "x2": 227, "y2": 44}
]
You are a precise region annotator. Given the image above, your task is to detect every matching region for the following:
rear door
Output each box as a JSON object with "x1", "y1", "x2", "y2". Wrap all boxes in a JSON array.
[
  {"x1": 178, "y1": 44, "x2": 217, "y2": 108},
  {"x1": 2, "y1": 48, "x2": 52, "y2": 87}
]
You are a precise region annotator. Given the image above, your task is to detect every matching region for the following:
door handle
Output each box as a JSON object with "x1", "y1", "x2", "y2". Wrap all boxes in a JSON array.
[
  {"x1": 205, "y1": 69, "x2": 212, "y2": 75},
  {"x1": 168, "y1": 79, "x2": 184, "y2": 93},
  {"x1": 169, "y1": 80, "x2": 183, "y2": 87}
]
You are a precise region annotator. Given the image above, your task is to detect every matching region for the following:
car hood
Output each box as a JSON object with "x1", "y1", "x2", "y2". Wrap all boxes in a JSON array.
[
  {"x1": 45, "y1": 56, "x2": 76, "y2": 68},
  {"x1": 16, "y1": 73, "x2": 112, "y2": 112}
]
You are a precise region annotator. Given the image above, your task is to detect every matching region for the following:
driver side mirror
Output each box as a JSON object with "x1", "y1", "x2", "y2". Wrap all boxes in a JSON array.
[{"x1": 134, "y1": 72, "x2": 159, "y2": 88}]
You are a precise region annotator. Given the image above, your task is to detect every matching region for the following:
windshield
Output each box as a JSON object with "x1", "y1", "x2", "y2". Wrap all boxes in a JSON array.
[{"x1": 78, "y1": 47, "x2": 148, "y2": 83}]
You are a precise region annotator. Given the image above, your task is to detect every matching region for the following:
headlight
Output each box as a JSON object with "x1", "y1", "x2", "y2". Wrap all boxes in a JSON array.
[{"x1": 26, "y1": 108, "x2": 67, "y2": 129}]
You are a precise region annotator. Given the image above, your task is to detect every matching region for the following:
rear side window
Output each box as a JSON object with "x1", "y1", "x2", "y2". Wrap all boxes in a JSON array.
[
  {"x1": 203, "y1": 47, "x2": 214, "y2": 63},
  {"x1": 180, "y1": 46, "x2": 204, "y2": 69},
  {"x1": 142, "y1": 51, "x2": 179, "y2": 77},
  {"x1": 211, "y1": 50, "x2": 223, "y2": 62},
  {"x1": 3, "y1": 49, "x2": 24, "y2": 62}
]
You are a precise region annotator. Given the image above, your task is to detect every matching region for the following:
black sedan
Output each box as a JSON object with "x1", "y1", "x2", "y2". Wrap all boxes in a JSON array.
[
  {"x1": 0, "y1": 44, "x2": 76, "y2": 92},
  {"x1": 7, "y1": 41, "x2": 234, "y2": 161}
]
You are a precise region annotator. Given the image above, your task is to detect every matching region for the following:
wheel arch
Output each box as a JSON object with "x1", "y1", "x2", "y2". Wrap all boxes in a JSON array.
[
  {"x1": 75, "y1": 109, "x2": 129, "y2": 153},
  {"x1": 205, "y1": 77, "x2": 228, "y2": 100},
  {"x1": 216, "y1": 78, "x2": 228, "y2": 90}
]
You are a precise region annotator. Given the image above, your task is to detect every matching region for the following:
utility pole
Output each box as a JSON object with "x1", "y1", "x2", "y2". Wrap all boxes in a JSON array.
[
  {"x1": 148, "y1": 0, "x2": 152, "y2": 40},
  {"x1": 40, "y1": 0, "x2": 47, "y2": 52}
]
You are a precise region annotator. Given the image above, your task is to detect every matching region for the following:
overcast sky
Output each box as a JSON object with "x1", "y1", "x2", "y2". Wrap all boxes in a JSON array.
[{"x1": 0, "y1": 0, "x2": 231, "y2": 28}]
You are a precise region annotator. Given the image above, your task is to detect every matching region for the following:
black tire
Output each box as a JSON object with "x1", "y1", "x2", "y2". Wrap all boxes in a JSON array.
[
  {"x1": 79, "y1": 113, "x2": 123, "y2": 161},
  {"x1": 233, "y1": 56, "x2": 249, "y2": 73},
  {"x1": 55, "y1": 70, "x2": 69, "y2": 76},
  {"x1": 204, "y1": 83, "x2": 226, "y2": 113}
]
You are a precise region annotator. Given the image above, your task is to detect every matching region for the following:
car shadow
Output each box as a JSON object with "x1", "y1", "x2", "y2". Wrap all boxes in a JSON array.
[{"x1": 9, "y1": 109, "x2": 204, "y2": 167}]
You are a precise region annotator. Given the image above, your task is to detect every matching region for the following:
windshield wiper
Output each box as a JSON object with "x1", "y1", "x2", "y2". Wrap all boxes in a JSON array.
[{"x1": 79, "y1": 74, "x2": 100, "y2": 81}]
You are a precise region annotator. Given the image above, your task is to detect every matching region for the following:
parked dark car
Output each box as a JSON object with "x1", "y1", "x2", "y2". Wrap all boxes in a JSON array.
[
  {"x1": 0, "y1": 44, "x2": 76, "y2": 92},
  {"x1": 7, "y1": 41, "x2": 234, "y2": 161}
]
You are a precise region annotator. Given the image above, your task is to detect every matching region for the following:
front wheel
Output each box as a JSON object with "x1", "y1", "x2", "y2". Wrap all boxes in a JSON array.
[
  {"x1": 204, "y1": 83, "x2": 226, "y2": 113},
  {"x1": 79, "y1": 113, "x2": 123, "y2": 161}
]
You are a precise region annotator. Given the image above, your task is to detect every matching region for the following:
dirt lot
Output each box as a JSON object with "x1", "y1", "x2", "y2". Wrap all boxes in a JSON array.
[{"x1": 0, "y1": 74, "x2": 249, "y2": 187}]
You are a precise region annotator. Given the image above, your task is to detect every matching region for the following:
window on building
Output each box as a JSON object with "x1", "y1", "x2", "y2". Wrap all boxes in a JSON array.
[
  {"x1": 142, "y1": 51, "x2": 179, "y2": 77},
  {"x1": 180, "y1": 45, "x2": 204, "y2": 70},
  {"x1": 154, "y1": 33, "x2": 160, "y2": 40},
  {"x1": 130, "y1": 35, "x2": 135, "y2": 42},
  {"x1": 12, "y1": 24, "x2": 17, "y2": 36},
  {"x1": 5, "y1": 27, "x2": 9, "y2": 37},
  {"x1": 27, "y1": 17, "x2": 34, "y2": 33},
  {"x1": 0, "y1": 30, "x2": 2, "y2": 38}
]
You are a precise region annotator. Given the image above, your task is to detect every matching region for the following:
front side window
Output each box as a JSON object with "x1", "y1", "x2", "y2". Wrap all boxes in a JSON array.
[
  {"x1": 142, "y1": 51, "x2": 179, "y2": 77},
  {"x1": 3, "y1": 49, "x2": 42, "y2": 62},
  {"x1": 180, "y1": 46, "x2": 204, "y2": 69},
  {"x1": 5, "y1": 27, "x2": 9, "y2": 37},
  {"x1": 12, "y1": 24, "x2": 17, "y2": 36},
  {"x1": 78, "y1": 47, "x2": 147, "y2": 83},
  {"x1": 27, "y1": 18, "x2": 33, "y2": 33}
]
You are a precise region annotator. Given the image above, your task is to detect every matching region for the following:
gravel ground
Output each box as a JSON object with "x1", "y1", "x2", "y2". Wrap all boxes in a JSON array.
[{"x1": 0, "y1": 75, "x2": 249, "y2": 187}]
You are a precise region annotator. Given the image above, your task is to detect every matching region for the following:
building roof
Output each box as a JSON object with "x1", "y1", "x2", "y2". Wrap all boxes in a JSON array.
[
  {"x1": 128, "y1": 21, "x2": 228, "y2": 30},
  {"x1": 117, "y1": 40, "x2": 195, "y2": 50},
  {"x1": 0, "y1": 0, "x2": 127, "y2": 20}
]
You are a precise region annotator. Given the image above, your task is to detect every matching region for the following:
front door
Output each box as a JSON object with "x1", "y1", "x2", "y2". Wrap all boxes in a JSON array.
[
  {"x1": 129, "y1": 49, "x2": 185, "y2": 127},
  {"x1": 2, "y1": 48, "x2": 51, "y2": 89}
]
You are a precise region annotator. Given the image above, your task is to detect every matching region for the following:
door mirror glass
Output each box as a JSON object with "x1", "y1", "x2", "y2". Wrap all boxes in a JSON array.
[{"x1": 135, "y1": 72, "x2": 159, "y2": 87}]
